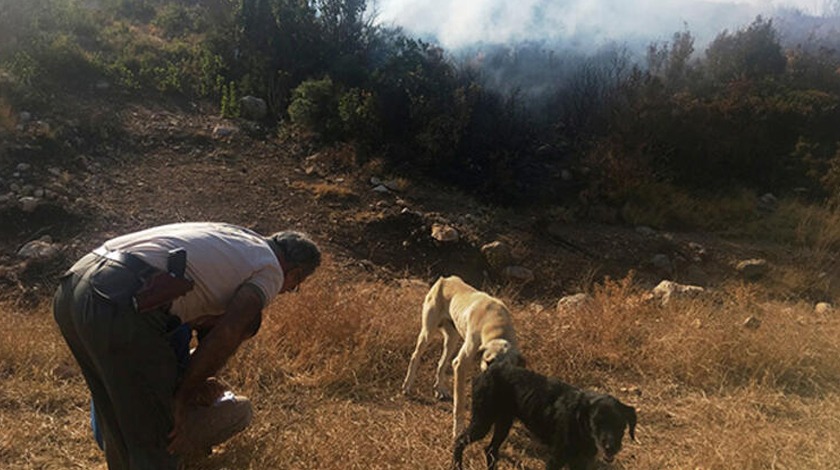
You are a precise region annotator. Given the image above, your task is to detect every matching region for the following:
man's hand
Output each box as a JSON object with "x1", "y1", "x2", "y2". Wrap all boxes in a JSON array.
[
  {"x1": 193, "y1": 377, "x2": 228, "y2": 406},
  {"x1": 167, "y1": 377, "x2": 229, "y2": 454},
  {"x1": 168, "y1": 284, "x2": 263, "y2": 455}
]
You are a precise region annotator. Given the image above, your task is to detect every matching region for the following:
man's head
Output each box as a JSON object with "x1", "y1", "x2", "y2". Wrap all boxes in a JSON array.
[{"x1": 267, "y1": 231, "x2": 321, "y2": 292}]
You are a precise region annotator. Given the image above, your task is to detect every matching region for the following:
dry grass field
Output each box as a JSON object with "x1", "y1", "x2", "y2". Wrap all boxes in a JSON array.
[
  {"x1": 3, "y1": 94, "x2": 840, "y2": 470},
  {"x1": 3, "y1": 254, "x2": 840, "y2": 469}
]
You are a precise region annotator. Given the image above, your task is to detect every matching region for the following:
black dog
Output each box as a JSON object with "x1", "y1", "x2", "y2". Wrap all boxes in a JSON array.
[{"x1": 453, "y1": 364, "x2": 636, "y2": 470}]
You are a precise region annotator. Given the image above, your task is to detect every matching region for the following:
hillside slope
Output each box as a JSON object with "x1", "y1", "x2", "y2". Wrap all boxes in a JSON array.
[
  {"x1": 2, "y1": 88, "x2": 819, "y2": 304},
  {"x1": 2, "y1": 91, "x2": 839, "y2": 469}
]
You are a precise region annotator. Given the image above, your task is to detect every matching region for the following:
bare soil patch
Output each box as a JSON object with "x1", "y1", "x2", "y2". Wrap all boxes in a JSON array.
[{"x1": 2, "y1": 91, "x2": 839, "y2": 469}]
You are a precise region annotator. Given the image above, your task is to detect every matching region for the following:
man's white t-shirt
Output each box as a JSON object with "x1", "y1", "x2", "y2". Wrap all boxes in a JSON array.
[{"x1": 102, "y1": 222, "x2": 284, "y2": 323}]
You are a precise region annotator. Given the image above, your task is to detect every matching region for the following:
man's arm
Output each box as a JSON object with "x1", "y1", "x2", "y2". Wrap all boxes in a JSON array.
[{"x1": 167, "y1": 283, "x2": 264, "y2": 453}]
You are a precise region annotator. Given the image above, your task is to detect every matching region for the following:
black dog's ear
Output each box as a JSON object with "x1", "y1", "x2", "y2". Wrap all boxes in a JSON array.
[
  {"x1": 516, "y1": 354, "x2": 526, "y2": 368},
  {"x1": 619, "y1": 402, "x2": 637, "y2": 441},
  {"x1": 476, "y1": 345, "x2": 487, "y2": 362},
  {"x1": 576, "y1": 397, "x2": 592, "y2": 430}
]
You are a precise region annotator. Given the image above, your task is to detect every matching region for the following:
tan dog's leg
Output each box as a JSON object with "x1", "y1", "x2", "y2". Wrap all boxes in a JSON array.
[
  {"x1": 433, "y1": 321, "x2": 459, "y2": 401},
  {"x1": 401, "y1": 327, "x2": 430, "y2": 395},
  {"x1": 451, "y1": 342, "x2": 475, "y2": 438},
  {"x1": 402, "y1": 297, "x2": 441, "y2": 395}
]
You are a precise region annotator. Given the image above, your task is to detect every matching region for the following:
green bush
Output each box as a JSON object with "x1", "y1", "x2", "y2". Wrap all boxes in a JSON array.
[
  {"x1": 152, "y1": 4, "x2": 203, "y2": 38},
  {"x1": 93, "y1": 20, "x2": 224, "y2": 96},
  {"x1": 338, "y1": 88, "x2": 380, "y2": 149},
  {"x1": 705, "y1": 16, "x2": 786, "y2": 83},
  {"x1": 220, "y1": 80, "x2": 240, "y2": 118},
  {"x1": 287, "y1": 76, "x2": 342, "y2": 139}
]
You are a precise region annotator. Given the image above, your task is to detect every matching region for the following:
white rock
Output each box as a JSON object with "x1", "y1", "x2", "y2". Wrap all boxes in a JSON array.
[
  {"x1": 652, "y1": 280, "x2": 705, "y2": 306},
  {"x1": 736, "y1": 258, "x2": 769, "y2": 280},
  {"x1": 502, "y1": 266, "x2": 534, "y2": 283},
  {"x1": 743, "y1": 316, "x2": 761, "y2": 329},
  {"x1": 556, "y1": 293, "x2": 593, "y2": 313},
  {"x1": 212, "y1": 124, "x2": 238, "y2": 138},
  {"x1": 19, "y1": 196, "x2": 39, "y2": 212},
  {"x1": 18, "y1": 239, "x2": 59, "y2": 259},
  {"x1": 431, "y1": 223, "x2": 459, "y2": 242},
  {"x1": 481, "y1": 241, "x2": 513, "y2": 269},
  {"x1": 815, "y1": 302, "x2": 833, "y2": 314}
]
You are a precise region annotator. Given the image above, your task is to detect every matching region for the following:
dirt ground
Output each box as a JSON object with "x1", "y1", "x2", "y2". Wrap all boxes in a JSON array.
[
  {"x1": 2, "y1": 90, "x2": 836, "y2": 469},
  {"x1": 1, "y1": 88, "x2": 808, "y2": 306}
]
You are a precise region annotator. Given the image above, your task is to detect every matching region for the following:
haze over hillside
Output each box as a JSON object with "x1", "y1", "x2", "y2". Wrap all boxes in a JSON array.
[{"x1": 375, "y1": 0, "x2": 835, "y2": 51}]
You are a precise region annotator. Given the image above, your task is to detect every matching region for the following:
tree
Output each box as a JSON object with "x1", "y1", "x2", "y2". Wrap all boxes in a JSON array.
[
  {"x1": 705, "y1": 16, "x2": 786, "y2": 83},
  {"x1": 822, "y1": 0, "x2": 840, "y2": 17}
]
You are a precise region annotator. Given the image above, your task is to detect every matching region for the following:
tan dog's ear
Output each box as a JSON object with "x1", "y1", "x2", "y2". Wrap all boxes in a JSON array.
[
  {"x1": 478, "y1": 345, "x2": 498, "y2": 370},
  {"x1": 476, "y1": 345, "x2": 487, "y2": 361}
]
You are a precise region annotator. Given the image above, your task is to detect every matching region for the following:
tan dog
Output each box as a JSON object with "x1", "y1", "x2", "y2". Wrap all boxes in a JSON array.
[{"x1": 401, "y1": 275, "x2": 524, "y2": 437}]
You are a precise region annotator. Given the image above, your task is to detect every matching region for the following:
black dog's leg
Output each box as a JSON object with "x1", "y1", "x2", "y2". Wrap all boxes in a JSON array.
[
  {"x1": 567, "y1": 457, "x2": 595, "y2": 470},
  {"x1": 452, "y1": 416, "x2": 494, "y2": 470},
  {"x1": 483, "y1": 416, "x2": 513, "y2": 470},
  {"x1": 545, "y1": 441, "x2": 569, "y2": 470}
]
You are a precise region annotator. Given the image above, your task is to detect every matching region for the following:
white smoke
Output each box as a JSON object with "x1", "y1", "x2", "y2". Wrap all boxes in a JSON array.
[{"x1": 373, "y1": 0, "x2": 826, "y2": 51}]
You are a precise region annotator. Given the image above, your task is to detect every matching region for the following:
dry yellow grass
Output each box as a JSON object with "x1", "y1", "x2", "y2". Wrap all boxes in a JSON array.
[{"x1": 2, "y1": 259, "x2": 840, "y2": 469}]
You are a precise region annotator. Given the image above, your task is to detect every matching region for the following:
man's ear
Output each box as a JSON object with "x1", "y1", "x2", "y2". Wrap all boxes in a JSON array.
[{"x1": 281, "y1": 266, "x2": 304, "y2": 292}]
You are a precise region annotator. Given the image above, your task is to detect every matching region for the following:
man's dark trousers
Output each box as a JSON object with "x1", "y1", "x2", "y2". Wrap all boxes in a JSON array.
[{"x1": 53, "y1": 252, "x2": 181, "y2": 469}]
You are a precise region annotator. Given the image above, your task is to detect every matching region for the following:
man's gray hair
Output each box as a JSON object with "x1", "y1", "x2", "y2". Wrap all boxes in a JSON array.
[{"x1": 268, "y1": 231, "x2": 321, "y2": 277}]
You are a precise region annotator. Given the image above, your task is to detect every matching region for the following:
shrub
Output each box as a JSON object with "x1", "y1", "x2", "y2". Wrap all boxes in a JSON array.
[
  {"x1": 287, "y1": 77, "x2": 342, "y2": 139},
  {"x1": 94, "y1": 23, "x2": 225, "y2": 96},
  {"x1": 152, "y1": 3, "x2": 203, "y2": 38},
  {"x1": 705, "y1": 16, "x2": 786, "y2": 83},
  {"x1": 820, "y1": 146, "x2": 840, "y2": 203},
  {"x1": 0, "y1": 96, "x2": 16, "y2": 133},
  {"x1": 338, "y1": 87, "x2": 380, "y2": 152},
  {"x1": 220, "y1": 80, "x2": 240, "y2": 118}
]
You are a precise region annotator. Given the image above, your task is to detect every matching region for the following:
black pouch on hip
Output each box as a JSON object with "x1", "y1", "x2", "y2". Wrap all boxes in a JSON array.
[{"x1": 134, "y1": 248, "x2": 195, "y2": 313}]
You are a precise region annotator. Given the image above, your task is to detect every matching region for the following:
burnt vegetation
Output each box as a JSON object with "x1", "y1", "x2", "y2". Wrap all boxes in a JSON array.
[{"x1": 1, "y1": 1, "x2": 839, "y2": 212}]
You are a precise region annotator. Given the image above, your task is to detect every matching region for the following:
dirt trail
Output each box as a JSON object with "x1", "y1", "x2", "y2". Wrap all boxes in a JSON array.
[{"x1": 0, "y1": 92, "x2": 810, "y2": 308}]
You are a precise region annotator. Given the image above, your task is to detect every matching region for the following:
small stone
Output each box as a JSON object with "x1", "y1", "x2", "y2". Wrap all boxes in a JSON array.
[
  {"x1": 620, "y1": 386, "x2": 642, "y2": 397},
  {"x1": 502, "y1": 266, "x2": 535, "y2": 283},
  {"x1": 815, "y1": 302, "x2": 833, "y2": 314},
  {"x1": 18, "y1": 239, "x2": 59, "y2": 259},
  {"x1": 636, "y1": 226, "x2": 656, "y2": 236},
  {"x1": 431, "y1": 223, "x2": 459, "y2": 242},
  {"x1": 19, "y1": 196, "x2": 39, "y2": 212},
  {"x1": 556, "y1": 293, "x2": 593, "y2": 313},
  {"x1": 481, "y1": 241, "x2": 513, "y2": 270},
  {"x1": 736, "y1": 259, "x2": 769, "y2": 281},
  {"x1": 743, "y1": 316, "x2": 761, "y2": 329}
]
